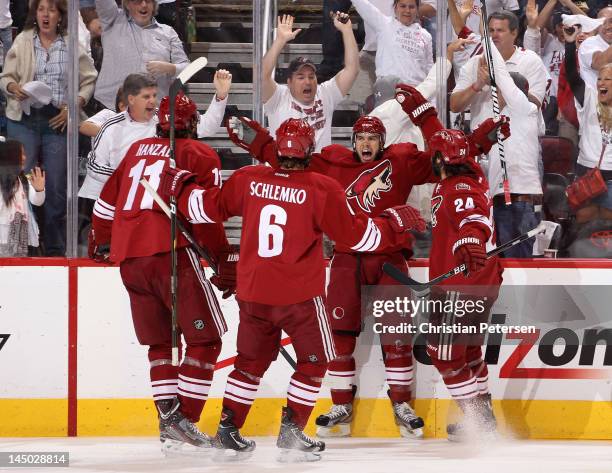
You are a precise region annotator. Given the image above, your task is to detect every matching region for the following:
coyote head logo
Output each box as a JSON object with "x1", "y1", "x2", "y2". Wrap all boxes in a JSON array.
[{"x1": 345, "y1": 160, "x2": 393, "y2": 213}]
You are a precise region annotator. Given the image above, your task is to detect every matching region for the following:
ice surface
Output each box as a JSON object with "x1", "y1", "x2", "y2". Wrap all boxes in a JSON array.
[{"x1": 1, "y1": 437, "x2": 611, "y2": 473}]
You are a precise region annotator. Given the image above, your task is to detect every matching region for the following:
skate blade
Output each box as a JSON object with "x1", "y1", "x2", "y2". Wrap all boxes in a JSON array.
[
  {"x1": 212, "y1": 448, "x2": 255, "y2": 463},
  {"x1": 316, "y1": 423, "x2": 351, "y2": 438},
  {"x1": 399, "y1": 425, "x2": 424, "y2": 439},
  {"x1": 161, "y1": 439, "x2": 214, "y2": 457},
  {"x1": 277, "y1": 449, "x2": 322, "y2": 463}
]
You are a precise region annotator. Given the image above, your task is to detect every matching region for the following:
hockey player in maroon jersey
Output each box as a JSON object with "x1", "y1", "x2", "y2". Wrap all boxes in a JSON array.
[
  {"x1": 425, "y1": 129, "x2": 505, "y2": 441},
  {"x1": 158, "y1": 117, "x2": 427, "y2": 461},
  {"x1": 89, "y1": 92, "x2": 237, "y2": 455},
  {"x1": 225, "y1": 85, "x2": 510, "y2": 438}
]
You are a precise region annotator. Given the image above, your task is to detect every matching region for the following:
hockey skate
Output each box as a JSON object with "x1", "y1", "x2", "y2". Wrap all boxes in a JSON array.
[
  {"x1": 315, "y1": 403, "x2": 353, "y2": 437},
  {"x1": 212, "y1": 408, "x2": 256, "y2": 462},
  {"x1": 447, "y1": 394, "x2": 497, "y2": 443},
  {"x1": 277, "y1": 406, "x2": 325, "y2": 463},
  {"x1": 389, "y1": 392, "x2": 425, "y2": 439},
  {"x1": 156, "y1": 398, "x2": 213, "y2": 456}
]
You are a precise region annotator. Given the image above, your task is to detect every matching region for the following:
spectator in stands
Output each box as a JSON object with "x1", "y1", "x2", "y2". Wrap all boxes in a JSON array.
[
  {"x1": 318, "y1": 0, "x2": 353, "y2": 82},
  {"x1": 94, "y1": 0, "x2": 189, "y2": 110},
  {"x1": 79, "y1": 69, "x2": 232, "y2": 213},
  {"x1": 351, "y1": 0, "x2": 433, "y2": 88},
  {"x1": 523, "y1": 0, "x2": 586, "y2": 134},
  {"x1": 0, "y1": 138, "x2": 45, "y2": 257},
  {"x1": 370, "y1": 38, "x2": 474, "y2": 222},
  {"x1": 79, "y1": 73, "x2": 157, "y2": 213},
  {"x1": 557, "y1": 17, "x2": 599, "y2": 146},
  {"x1": 485, "y1": 38, "x2": 544, "y2": 257},
  {"x1": 358, "y1": 0, "x2": 394, "y2": 91},
  {"x1": 450, "y1": 11, "x2": 549, "y2": 130},
  {"x1": 564, "y1": 27, "x2": 612, "y2": 223},
  {"x1": 0, "y1": 0, "x2": 97, "y2": 256},
  {"x1": 262, "y1": 14, "x2": 359, "y2": 152},
  {"x1": 0, "y1": 0, "x2": 12, "y2": 65},
  {"x1": 448, "y1": 0, "x2": 483, "y2": 82},
  {"x1": 578, "y1": 6, "x2": 612, "y2": 90}
]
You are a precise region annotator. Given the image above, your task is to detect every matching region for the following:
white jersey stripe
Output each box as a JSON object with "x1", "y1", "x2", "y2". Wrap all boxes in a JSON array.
[{"x1": 186, "y1": 248, "x2": 228, "y2": 335}]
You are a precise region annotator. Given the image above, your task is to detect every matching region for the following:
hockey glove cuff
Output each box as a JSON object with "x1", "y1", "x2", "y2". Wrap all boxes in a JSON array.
[
  {"x1": 88, "y1": 228, "x2": 111, "y2": 264},
  {"x1": 159, "y1": 167, "x2": 197, "y2": 203},
  {"x1": 380, "y1": 204, "x2": 427, "y2": 233},
  {"x1": 211, "y1": 245, "x2": 239, "y2": 299},
  {"x1": 468, "y1": 115, "x2": 510, "y2": 156},
  {"x1": 452, "y1": 227, "x2": 488, "y2": 275}
]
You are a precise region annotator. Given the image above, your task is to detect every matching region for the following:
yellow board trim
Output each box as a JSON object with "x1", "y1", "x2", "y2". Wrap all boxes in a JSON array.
[
  {"x1": 2, "y1": 399, "x2": 612, "y2": 439},
  {"x1": 0, "y1": 399, "x2": 67, "y2": 437}
]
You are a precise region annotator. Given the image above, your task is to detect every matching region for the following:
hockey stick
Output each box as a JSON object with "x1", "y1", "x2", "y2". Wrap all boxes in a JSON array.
[
  {"x1": 480, "y1": 5, "x2": 511, "y2": 206},
  {"x1": 140, "y1": 179, "x2": 299, "y2": 370},
  {"x1": 383, "y1": 223, "x2": 547, "y2": 291},
  {"x1": 168, "y1": 56, "x2": 209, "y2": 366}
]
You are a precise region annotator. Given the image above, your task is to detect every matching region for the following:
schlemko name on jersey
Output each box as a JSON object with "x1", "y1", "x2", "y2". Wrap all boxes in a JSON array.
[
  {"x1": 135, "y1": 143, "x2": 171, "y2": 158},
  {"x1": 249, "y1": 181, "x2": 306, "y2": 204}
]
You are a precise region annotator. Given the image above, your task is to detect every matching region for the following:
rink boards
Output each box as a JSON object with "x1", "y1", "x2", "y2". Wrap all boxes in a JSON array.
[{"x1": 1, "y1": 258, "x2": 611, "y2": 439}]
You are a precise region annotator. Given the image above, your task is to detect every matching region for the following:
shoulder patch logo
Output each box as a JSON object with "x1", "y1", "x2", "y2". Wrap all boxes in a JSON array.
[
  {"x1": 345, "y1": 160, "x2": 393, "y2": 213},
  {"x1": 455, "y1": 182, "x2": 471, "y2": 191}
]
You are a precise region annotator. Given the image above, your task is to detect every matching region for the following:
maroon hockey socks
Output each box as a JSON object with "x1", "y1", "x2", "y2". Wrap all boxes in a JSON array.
[{"x1": 287, "y1": 372, "x2": 323, "y2": 429}]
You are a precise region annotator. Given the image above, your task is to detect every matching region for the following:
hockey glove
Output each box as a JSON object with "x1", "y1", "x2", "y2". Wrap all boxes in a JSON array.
[
  {"x1": 226, "y1": 116, "x2": 271, "y2": 153},
  {"x1": 380, "y1": 204, "x2": 427, "y2": 233},
  {"x1": 394, "y1": 84, "x2": 437, "y2": 128},
  {"x1": 452, "y1": 229, "x2": 487, "y2": 275},
  {"x1": 159, "y1": 167, "x2": 197, "y2": 203},
  {"x1": 88, "y1": 228, "x2": 110, "y2": 264},
  {"x1": 468, "y1": 116, "x2": 510, "y2": 155},
  {"x1": 211, "y1": 245, "x2": 239, "y2": 299}
]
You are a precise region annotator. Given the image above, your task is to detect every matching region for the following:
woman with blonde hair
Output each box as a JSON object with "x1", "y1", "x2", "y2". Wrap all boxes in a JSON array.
[{"x1": 564, "y1": 27, "x2": 612, "y2": 223}]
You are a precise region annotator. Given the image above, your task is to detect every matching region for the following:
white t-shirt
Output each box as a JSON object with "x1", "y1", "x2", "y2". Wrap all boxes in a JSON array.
[
  {"x1": 453, "y1": 45, "x2": 548, "y2": 129},
  {"x1": 524, "y1": 28, "x2": 564, "y2": 98},
  {"x1": 575, "y1": 87, "x2": 612, "y2": 171},
  {"x1": 352, "y1": 0, "x2": 433, "y2": 85},
  {"x1": 0, "y1": 0, "x2": 11, "y2": 29},
  {"x1": 362, "y1": 0, "x2": 394, "y2": 52},
  {"x1": 578, "y1": 34, "x2": 610, "y2": 90},
  {"x1": 485, "y1": 40, "x2": 543, "y2": 196},
  {"x1": 264, "y1": 80, "x2": 344, "y2": 153}
]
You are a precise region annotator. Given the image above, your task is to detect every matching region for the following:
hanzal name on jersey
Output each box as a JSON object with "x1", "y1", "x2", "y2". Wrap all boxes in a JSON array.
[
  {"x1": 249, "y1": 181, "x2": 307, "y2": 204},
  {"x1": 135, "y1": 143, "x2": 171, "y2": 158}
]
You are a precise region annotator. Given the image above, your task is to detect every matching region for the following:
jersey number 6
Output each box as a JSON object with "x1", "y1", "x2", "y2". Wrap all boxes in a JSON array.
[{"x1": 258, "y1": 204, "x2": 287, "y2": 257}]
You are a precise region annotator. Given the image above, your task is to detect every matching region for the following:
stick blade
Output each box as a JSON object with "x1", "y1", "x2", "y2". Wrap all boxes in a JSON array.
[
  {"x1": 177, "y1": 56, "x2": 208, "y2": 84},
  {"x1": 382, "y1": 262, "x2": 430, "y2": 294}
]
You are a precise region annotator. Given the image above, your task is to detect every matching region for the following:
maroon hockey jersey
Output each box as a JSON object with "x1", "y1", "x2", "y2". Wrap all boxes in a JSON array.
[
  {"x1": 92, "y1": 137, "x2": 227, "y2": 263},
  {"x1": 429, "y1": 168, "x2": 503, "y2": 288},
  {"x1": 252, "y1": 141, "x2": 437, "y2": 253},
  {"x1": 176, "y1": 165, "x2": 413, "y2": 305}
]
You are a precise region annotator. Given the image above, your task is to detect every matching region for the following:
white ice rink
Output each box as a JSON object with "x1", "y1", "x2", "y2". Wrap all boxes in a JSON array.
[{"x1": 2, "y1": 437, "x2": 611, "y2": 473}]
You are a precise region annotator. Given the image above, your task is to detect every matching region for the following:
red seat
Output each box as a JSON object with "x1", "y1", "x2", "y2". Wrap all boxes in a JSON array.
[{"x1": 540, "y1": 136, "x2": 576, "y2": 177}]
